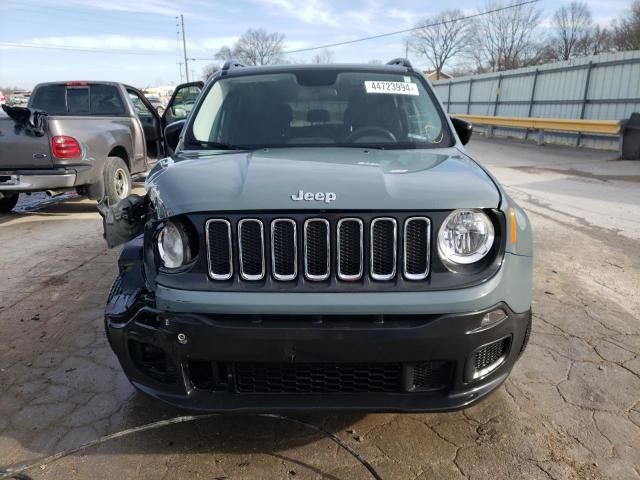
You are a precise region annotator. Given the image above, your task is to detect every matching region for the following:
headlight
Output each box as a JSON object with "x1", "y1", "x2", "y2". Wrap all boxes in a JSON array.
[
  {"x1": 438, "y1": 209, "x2": 495, "y2": 264},
  {"x1": 157, "y1": 220, "x2": 191, "y2": 268}
]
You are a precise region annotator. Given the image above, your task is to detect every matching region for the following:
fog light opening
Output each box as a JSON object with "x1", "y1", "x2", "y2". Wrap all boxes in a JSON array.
[
  {"x1": 467, "y1": 336, "x2": 511, "y2": 381},
  {"x1": 128, "y1": 339, "x2": 177, "y2": 383}
]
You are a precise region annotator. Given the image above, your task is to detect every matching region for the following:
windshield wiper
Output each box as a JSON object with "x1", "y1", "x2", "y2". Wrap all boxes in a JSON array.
[{"x1": 188, "y1": 140, "x2": 247, "y2": 150}]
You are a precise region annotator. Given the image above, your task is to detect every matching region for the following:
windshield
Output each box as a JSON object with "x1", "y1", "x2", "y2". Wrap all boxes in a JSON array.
[{"x1": 189, "y1": 71, "x2": 452, "y2": 149}]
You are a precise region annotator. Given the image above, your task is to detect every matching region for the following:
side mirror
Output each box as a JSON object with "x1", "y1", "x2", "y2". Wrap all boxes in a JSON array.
[
  {"x1": 164, "y1": 120, "x2": 186, "y2": 152},
  {"x1": 451, "y1": 117, "x2": 472, "y2": 145}
]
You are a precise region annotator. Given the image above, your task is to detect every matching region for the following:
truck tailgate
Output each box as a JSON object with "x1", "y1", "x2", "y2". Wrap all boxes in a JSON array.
[{"x1": 0, "y1": 115, "x2": 53, "y2": 169}]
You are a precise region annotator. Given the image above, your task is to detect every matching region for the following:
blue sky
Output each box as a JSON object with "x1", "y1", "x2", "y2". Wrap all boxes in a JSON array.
[{"x1": 0, "y1": 0, "x2": 633, "y2": 89}]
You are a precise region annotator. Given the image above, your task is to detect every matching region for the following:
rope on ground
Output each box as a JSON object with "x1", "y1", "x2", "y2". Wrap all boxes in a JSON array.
[{"x1": 0, "y1": 413, "x2": 382, "y2": 480}]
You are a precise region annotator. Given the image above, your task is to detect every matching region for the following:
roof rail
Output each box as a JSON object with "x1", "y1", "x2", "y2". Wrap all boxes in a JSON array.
[
  {"x1": 386, "y1": 58, "x2": 413, "y2": 70},
  {"x1": 221, "y1": 59, "x2": 246, "y2": 71}
]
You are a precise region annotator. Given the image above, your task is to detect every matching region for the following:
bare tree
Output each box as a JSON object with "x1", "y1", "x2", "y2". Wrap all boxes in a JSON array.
[
  {"x1": 577, "y1": 25, "x2": 613, "y2": 55},
  {"x1": 551, "y1": 2, "x2": 593, "y2": 60},
  {"x1": 310, "y1": 49, "x2": 335, "y2": 64},
  {"x1": 470, "y1": 0, "x2": 543, "y2": 72},
  {"x1": 410, "y1": 10, "x2": 472, "y2": 79},
  {"x1": 213, "y1": 46, "x2": 233, "y2": 63},
  {"x1": 214, "y1": 28, "x2": 286, "y2": 66},
  {"x1": 202, "y1": 64, "x2": 220, "y2": 81},
  {"x1": 611, "y1": 0, "x2": 640, "y2": 51}
]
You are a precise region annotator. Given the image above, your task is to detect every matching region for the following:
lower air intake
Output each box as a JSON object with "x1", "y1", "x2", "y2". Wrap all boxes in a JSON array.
[
  {"x1": 467, "y1": 337, "x2": 511, "y2": 380},
  {"x1": 235, "y1": 362, "x2": 402, "y2": 393},
  {"x1": 412, "y1": 361, "x2": 452, "y2": 391}
]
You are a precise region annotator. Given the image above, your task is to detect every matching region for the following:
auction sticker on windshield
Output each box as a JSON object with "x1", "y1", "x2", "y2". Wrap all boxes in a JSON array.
[{"x1": 364, "y1": 81, "x2": 419, "y2": 95}]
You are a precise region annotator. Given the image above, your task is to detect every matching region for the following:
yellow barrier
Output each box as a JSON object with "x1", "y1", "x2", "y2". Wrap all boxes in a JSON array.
[{"x1": 453, "y1": 114, "x2": 620, "y2": 136}]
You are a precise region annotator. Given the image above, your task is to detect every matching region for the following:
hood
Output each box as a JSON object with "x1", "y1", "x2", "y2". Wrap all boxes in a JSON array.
[{"x1": 146, "y1": 147, "x2": 500, "y2": 217}]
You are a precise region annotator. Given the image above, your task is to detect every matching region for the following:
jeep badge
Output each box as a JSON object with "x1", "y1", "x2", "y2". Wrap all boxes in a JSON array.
[{"x1": 291, "y1": 190, "x2": 336, "y2": 203}]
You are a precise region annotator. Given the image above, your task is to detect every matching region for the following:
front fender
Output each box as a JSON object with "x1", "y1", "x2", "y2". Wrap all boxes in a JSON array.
[{"x1": 98, "y1": 194, "x2": 149, "y2": 248}]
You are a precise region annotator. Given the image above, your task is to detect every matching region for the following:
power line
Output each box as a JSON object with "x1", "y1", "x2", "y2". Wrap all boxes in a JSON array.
[
  {"x1": 0, "y1": 41, "x2": 174, "y2": 56},
  {"x1": 282, "y1": 0, "x2": 542, "y2": 54},
  {"x1": 1, "y1": 0, "x2": 541, "y2": 59}
]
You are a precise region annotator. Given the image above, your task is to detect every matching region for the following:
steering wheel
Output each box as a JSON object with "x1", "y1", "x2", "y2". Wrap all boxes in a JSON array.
[{"x1": 344, "y1": 126, "x2": 397, "y2": 143}]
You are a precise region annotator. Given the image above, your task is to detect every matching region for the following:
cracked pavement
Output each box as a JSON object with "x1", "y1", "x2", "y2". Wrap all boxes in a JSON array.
[{"x1": 1, "y1": 138, "x2": 639, "y2": 479}]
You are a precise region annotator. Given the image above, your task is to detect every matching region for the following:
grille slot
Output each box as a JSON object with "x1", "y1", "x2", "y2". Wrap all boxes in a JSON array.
[
  {"x1": 271, "y1": 219, "x2": 297, "y2": 281},
  {"x1": 404, "y1": 217, "x2": 431, "y2": 280},
  {"x1": 412, "y1": 361, "x2": 452, "y2": 391},
  {"x1": 304, "y1": 219, "x2": 330, "y2": 281},
  {"x1": 206, "y1": 219, "x2": 233, "y2": 280},
  {"x1": 370, "y1": 218, "x2": 397, "y2": 280},
  {"x1": 337, "y1": 218, "x2": 363, "y2": 281},
  {"x1": 235, "y1": 362, "x2": 402, "y2": 393},
  {"x1": 238, "y1": 219, "x2": 265, "y2": 280}
]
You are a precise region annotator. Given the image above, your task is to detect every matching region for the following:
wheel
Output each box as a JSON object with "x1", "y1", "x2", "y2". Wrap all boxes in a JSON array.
[
  {"x1": 0, "y1": 193, "x2": 19, "y2": 213},
  {"x1": 103, "y1": 156, "x2": 131, "y2": 205}
]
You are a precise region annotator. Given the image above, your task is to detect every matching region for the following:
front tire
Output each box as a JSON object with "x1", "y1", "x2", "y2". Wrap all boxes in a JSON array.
[
  {"x1": 103, "y1": 156, "x2": 131, "y2": 205},
  {"x1": 0, "y1": 193, "x2": 19, "y2": 213}
]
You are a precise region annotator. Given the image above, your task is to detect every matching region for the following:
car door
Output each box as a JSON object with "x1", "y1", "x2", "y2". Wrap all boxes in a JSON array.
[
  {"x1": 125, "y1": 87, "x2": 163, "y2": 164},
  {"x1": 161, "y1": 82, "x2": 203, "y2": 131}
]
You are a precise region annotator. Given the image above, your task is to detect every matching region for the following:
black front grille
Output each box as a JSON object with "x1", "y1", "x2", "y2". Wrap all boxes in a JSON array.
[
  {"x1": 204, "y1": 213, "x2": 445, "y2": 285},
  {"x1": 238, "y1": 219, "x2": 264, "y2": 279},
  {"x1": 271, "y1": 219, "x2": 296, "y2": 280},
  {"x1": 371, "y1": 218, "x2": 397, "y2": 279},
  {"x1": 338, "y1": 219, "x2": 363, "y2": 280},
  {"x1": 235, "y1": 362, "x2": 402, "y2": 393},
  {"x1": 474, "y1": 338, "x2": 509, "y2": 370},
  {"x1": 404, "y1": 218, "x2": 430, "y2": 279}
]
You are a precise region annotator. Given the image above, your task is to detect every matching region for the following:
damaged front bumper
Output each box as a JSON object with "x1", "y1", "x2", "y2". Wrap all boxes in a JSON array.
[{"x1": 105, "y1": 240, "x2": 532, "y2": 412}]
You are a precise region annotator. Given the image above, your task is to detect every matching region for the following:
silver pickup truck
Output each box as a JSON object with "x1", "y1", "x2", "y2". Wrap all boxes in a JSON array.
[{"x1": 0, "y1": 81, "x2": 203, "y2": 212}]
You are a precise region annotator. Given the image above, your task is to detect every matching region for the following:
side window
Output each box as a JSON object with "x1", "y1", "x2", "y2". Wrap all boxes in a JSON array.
[
  {"x1": 91, "y1": 85, "x2": 125, "y2": 116},
  {"x1": 127, "y1": 91, "x2": 153, "y2": 118},
  {"x1": 165, "y1": 83, "x2": 202, "y2": 125}
]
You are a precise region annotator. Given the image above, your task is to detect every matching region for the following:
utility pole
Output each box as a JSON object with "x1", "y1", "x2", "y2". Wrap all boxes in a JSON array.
[
  {"x1": 179, "y1": 14, "x2": 190, "y2": 82},
  {"x1": 177, "y1": 62, "x2": 183, "y2": 83}
]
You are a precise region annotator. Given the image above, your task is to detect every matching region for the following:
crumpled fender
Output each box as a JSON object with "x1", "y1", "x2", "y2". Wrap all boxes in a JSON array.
[{"x1": 98, "y1": 194, "x2": 149, "y2": 248}]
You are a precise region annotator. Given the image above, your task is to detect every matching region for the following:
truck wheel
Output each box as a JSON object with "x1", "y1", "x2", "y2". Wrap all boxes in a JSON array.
[
  {"x1": 104, "y1": 156, "x2": 132, "y2": 205},
  {"x1": 0, "y1": 193, "x2": 19, "y2": 213}
]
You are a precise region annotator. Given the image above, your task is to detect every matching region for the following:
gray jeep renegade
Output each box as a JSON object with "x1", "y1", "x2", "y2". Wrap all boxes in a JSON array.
[{"x1": 102, "y1": 58, "x2": 533, "y2": 412}]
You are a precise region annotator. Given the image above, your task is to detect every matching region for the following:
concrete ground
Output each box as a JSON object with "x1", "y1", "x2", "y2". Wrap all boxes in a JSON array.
[{"x1": 1, "y1": 137, "x2": 639, "y2": 480}]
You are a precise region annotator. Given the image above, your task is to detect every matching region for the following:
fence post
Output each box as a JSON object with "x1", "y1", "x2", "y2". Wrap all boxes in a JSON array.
[
  {"x1": 525, "y1": 69, "x2": 539, "y2": 142},
  {"x1": 447, "y1": 80, "x2": 452, "y2": 113},
  {"x1": 466, "y1": 78, "x2": 473, "y2": 115},
  {"x1": 577, "y1": 61, "x2": 594, "y2": 148},
  {"x1": 489, "y1": 74, "x2": 503, "y2": 137}
]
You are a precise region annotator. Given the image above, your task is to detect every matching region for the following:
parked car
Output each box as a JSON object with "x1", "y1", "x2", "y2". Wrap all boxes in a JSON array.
[
  {"x1": 102, "y1": 59, "x2": 533, "y2": 412},
  {"x1": 0, "y1": 81, "x2": 202, "y2": 212},
  {"x1": 145, "y1": 95, "x2": 166, "y2": 115},
  {"x1": 0, "y1": 91, "x2": 7, "y2": 105}
]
